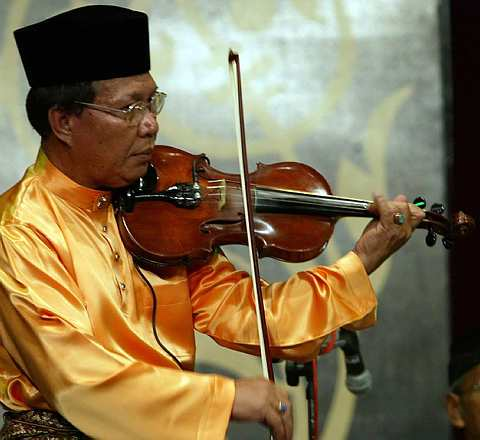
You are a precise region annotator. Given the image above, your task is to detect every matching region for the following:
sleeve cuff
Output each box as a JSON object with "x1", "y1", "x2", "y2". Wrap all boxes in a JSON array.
[
  {"x1": 335, "y1": 251, "x2": 373, "y2": 293},
  {"x1": 314, "y1": 251, "x2": 377, "y2": 326},
  {"x1": 199, "y1": 375, "x2": 235, "y2": 439}
]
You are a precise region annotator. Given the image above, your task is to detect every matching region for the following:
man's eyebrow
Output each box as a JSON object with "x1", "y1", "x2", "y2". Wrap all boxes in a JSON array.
[{"x1": 125, "y1": 87, "x2": 158, "y2": 102}]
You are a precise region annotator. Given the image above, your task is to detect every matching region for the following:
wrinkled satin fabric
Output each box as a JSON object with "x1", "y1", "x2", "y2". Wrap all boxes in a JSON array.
[{"x1": 0, "y1": 149, "x2": 377, "y2": 439}]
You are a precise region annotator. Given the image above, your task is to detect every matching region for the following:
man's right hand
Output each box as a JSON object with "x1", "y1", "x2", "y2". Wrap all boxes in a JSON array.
[{"x1": 231, "y1": 377, "x2": 293, "y2": 440}]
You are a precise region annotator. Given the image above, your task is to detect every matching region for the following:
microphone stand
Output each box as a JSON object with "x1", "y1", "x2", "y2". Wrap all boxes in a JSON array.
[
  {"x1": 285, "y1": 332, "x2": 336, "y2": 439},
  {"x1": 285, "y1": 360, "x2": 317, "y2": 440},
  {"x1": 285, "y1": 329, "x2": 371, "y2": 439}
]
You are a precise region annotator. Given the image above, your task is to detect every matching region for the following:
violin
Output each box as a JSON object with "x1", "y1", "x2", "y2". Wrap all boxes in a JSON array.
[{"x1": 113, "y1": 144, "x2": 475, "y2": 269}]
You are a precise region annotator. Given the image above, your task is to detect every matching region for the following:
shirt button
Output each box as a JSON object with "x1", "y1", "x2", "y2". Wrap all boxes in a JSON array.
[
  {"x1": 97, "y1": 195, "x2": 108, "y2": 209},
  {"x1": 119, "y1": 282, "x2": 126, "y2": 290},
  {"x1": 102, "y1": 225, "x2": 108, "y2": 233},
  {"x1": 114, "y1": 252, "x2": 120, "y2": 262}
]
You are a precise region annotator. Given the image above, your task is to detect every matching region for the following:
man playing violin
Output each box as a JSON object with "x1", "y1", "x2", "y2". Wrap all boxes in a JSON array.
[{"x1": 0, "y1": 5, "x2": 424, "y2": 440}]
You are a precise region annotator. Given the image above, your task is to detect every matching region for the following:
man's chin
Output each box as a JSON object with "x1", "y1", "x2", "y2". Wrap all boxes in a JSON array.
[
  {"x1": 126, "y1": 164, "x2": 149, "y2": 187},
  {"x1": 104, "y1": 164, "x2": 149, "y2": 190}
]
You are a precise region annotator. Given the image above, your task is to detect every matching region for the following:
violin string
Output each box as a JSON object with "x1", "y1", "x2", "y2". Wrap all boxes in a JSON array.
[
  {"x1": 201, "y1": 190, "x2": 363, "y2": 210},
  {"x1": 202, "y1": 181, "x2": 371, "y2": 210},
  {"x1": 204, "y1": 182, "x2": 372, "y2": 204},
  {"x1": 199, "y1": 190, "x2": 370, "y2": 213},
  {"x1": 200, "y1": 200, "x2": 369, "y2": 214},
  {"x1": 195, "y1": 172, "x2": 372, "y2": 205}
]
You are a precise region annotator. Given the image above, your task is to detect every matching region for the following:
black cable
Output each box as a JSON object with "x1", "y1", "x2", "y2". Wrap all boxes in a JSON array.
[{"x1": 134, "y1": 262, "x2": 183, "y2": 369}]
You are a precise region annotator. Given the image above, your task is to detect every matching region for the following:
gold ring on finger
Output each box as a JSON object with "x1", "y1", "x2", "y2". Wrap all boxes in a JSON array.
[{"x1": 393, "y1": 212, "x2": 406, "y2": 225}]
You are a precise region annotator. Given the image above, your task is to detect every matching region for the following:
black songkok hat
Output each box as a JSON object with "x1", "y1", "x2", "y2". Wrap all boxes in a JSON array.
[
  {"x1": 449, "y1": 330, "x2": 480, "y2": 386},
  {"x1": 14, "y1": 5, "x2": 150, "y2": 87}
]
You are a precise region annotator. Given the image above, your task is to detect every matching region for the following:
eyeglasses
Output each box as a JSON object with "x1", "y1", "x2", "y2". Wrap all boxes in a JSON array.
[
  {"x1": 75, "y1": 91, "x2": 167, "y2": 126},
  {"x1": 463, "y1": 383, "x2": 480, "y2": 395},
  {"x1": 452, "y1": 381, "x2": 480, "y2": 396}
]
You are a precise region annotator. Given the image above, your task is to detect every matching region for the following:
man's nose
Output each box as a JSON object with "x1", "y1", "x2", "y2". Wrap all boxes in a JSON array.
[{"x1": 138, "y1": 111, "x2": 158, "y2": 137}]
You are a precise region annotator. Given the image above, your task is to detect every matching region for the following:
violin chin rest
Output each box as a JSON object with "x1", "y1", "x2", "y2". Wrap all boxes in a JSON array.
[{"x1": 136, "y1": 163, "x2": 158, "y2": 193}]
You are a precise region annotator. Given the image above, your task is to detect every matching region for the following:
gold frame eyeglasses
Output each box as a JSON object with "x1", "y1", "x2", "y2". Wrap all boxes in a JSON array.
[
  {"x1": 75, "y1": 91, "x2": 167, "y2": 126},
  {"x1": 462, "y1": 383, "x2": 480, "y2": 395}
]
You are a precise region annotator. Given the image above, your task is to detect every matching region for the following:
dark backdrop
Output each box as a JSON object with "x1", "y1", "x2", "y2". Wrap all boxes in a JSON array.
[{"x1": 447, "y1": 0, "x2": 480, "y2": 438}]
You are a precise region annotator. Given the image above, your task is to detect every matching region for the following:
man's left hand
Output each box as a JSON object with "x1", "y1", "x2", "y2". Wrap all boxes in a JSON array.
[{"x1": 352, "y1": 194, "x2": 425, "y2": 274}]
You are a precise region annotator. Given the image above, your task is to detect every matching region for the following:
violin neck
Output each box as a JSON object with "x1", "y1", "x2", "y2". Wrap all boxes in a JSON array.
[{"x1": 255, "y1": 187, "x2": 374, "y2": 219}]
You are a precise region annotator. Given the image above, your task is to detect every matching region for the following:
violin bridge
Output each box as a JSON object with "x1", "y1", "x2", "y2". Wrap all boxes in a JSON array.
[
  {"x1": 218, "y1": 179, "x2": 226, "y2": 209},
  {"x1": 207, "y1": 179, "x2": 227, "y2": 210}
]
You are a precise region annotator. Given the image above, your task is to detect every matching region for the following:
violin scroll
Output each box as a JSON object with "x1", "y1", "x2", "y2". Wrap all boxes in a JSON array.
[
  {"x1": 419, "y1": 205, "x2": 475, "y2": 249},
  {"x1": 410, "y1": 195, "x2": 475, "y2": 249}
]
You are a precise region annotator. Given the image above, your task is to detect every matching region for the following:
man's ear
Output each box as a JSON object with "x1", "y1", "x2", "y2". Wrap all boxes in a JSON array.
[
  {"x1": 48, "y1": 107, "x2": 76, "y2": 146},
  {"x1": 446, "y1": 392, "x2": 465, "y2": 429}
]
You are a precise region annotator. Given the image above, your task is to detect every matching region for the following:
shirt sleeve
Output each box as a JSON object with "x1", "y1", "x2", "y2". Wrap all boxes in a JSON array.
[
  {"x1": 188, "y1": 251, "x2": 377, "y2": 361},
  {"x1": 0, "y1": 224, "x2": 235, "y2": 440}
]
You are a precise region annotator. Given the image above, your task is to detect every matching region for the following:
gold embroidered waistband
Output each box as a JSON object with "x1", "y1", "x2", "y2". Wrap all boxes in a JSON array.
[{"x1": 0, "y1": 409, "x2": 89, "y2": 439}]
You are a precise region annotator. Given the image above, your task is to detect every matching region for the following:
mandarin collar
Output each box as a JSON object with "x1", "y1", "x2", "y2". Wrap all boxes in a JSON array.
[{"x1": 35, "y1": 149, "x2": 112, "y2": 212}]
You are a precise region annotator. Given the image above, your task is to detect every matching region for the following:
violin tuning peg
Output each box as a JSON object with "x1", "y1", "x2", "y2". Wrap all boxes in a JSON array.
[
  {"x1": 431, "y1": 203, "x2": 446, "y2": 215},
  {"x1": 442, "y1": 238, "x2": 453, "y2": 250},
  {"x1": 413, "y1": 196, "x2": 427, "y2": 209},
  {"x1": 426, "y1": 229, "x2": 437, "y2": 247}
]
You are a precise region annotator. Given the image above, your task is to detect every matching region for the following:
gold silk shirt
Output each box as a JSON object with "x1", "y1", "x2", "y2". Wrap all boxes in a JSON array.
[{"x1": 0, "y1": 150, "x2": 377, "y2": 439}]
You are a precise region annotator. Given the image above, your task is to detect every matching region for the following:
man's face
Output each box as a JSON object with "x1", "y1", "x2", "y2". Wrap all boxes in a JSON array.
[
  {"x1": 449, "y1": 365, "x2": 480, "y2": 439},
  {"x1": 68, "y1": 72, "x2": 159, "y2": 189}
]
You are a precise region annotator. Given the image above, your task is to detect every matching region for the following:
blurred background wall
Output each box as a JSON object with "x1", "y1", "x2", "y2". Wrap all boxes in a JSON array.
[{"x1": 0, "y1": 1, "x2": 451, "y2": 438}]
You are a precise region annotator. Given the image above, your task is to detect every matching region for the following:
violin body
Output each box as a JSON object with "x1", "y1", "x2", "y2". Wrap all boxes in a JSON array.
[
  {"x1": 115, "y1": 145, "x2": 474, "y2": 268},
  {"x1": 116, "y1": 145, "x2": 337, "y2": 267}
]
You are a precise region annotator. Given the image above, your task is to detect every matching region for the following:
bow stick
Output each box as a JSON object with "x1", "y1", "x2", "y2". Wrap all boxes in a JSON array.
[{"x1": 228, "y1": 50, "x2": 275, "y2": 382}]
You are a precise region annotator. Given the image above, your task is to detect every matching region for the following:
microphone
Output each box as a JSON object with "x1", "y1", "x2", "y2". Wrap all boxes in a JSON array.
[{"x1": 336, "y1": 328, "x2": 372, "y2": 395}]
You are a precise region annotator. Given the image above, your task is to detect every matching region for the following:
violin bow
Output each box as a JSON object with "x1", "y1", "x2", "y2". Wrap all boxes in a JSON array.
[{"x1": 228, "y1": 50, "x2": 275, "y2": 382}]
